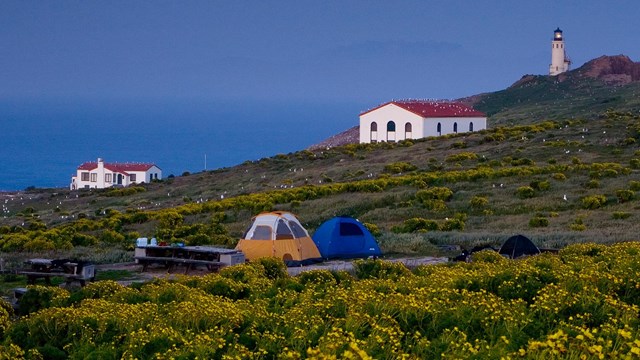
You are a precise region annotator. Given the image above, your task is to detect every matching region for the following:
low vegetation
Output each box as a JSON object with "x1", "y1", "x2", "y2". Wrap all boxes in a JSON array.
[{"x1": 0, "y1": 243, "x2": 640, "y2": 358}]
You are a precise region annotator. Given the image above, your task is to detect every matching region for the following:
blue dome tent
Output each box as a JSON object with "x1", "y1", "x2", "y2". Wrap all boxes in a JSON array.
[{"x1": 312, "y1": 216, "x2": 382, "y2": 259}]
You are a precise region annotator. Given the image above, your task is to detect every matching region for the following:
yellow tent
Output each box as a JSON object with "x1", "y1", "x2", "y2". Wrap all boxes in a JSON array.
[{"x1": 235, "y1": 211, "x2": 322, "y2": 266}]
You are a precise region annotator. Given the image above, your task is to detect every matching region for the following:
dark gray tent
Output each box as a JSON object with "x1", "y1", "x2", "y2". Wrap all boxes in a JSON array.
[{"x1": 499, "y1": 235, "x2": 540, "y2": 259}]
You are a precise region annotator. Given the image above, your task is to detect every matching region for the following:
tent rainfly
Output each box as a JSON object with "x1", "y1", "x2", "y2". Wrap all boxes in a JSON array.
[
  {"x1": 312, "y1": 216, "x2": 382, "y2": 259},
  {"x1": 499, "y1": 235, "x2": 541, "y2": 259},
  {"x1": 235, "y1": 211, "x2": 322, "y2": 266}
]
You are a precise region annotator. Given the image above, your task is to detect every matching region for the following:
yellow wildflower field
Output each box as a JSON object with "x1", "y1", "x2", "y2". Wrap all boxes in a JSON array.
[{"x1": 2, "y1": 242, "x2": 640, "y2": 359}]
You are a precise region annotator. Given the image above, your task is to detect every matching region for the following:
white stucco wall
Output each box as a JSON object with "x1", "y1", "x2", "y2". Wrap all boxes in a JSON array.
[
  {"x1": 145, "y1": 166, "x2": 162, "y2": 182},
  {"x1": 422, "y1": 117, "x2": 486, "y2": 137},
  {"x1": 359, "y1": 104, "x2": 424, "y2": 143}
]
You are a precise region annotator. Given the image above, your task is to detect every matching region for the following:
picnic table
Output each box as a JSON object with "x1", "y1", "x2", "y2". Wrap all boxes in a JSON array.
[
  {"x1": 134, "y1": 245, "x2": 245, "y2": 274},
  {"x1": 18, "y1": 258, "x2": 96, "y2": 286}
]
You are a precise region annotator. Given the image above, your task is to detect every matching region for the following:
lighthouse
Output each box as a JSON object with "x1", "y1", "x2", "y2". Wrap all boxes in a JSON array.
[{"x1": 549, "y1": 27, "x2": 571, "y2": 76}]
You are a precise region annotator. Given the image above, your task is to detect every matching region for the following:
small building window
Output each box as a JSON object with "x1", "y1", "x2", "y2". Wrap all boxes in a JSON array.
[
  {"x1": 81, "y1": 172, "x2": 90, "y2": 181},
  {"x1": 370, "y1": 121, "x2": 378, "y2": 142},
  {"x1": 453, "y1": 122, "x2": 458, "y2": 133},
  {"x1": 90, "y1": 173, "x2": 97, "y2": 182},
  {"x1": 386, "y1": 121, "x2": 396, "y2": 142},
  {"x1": 437, "y1": 123, "x2": 442, "y2": 136},
  {"x1": 130, "y1": 174, "x2": 137, "y2": 182},
  {"x1": 469, "y1": 122, "x2": 474, "y2": 132},
  {"x1": 105, "y1": 173, "x2": 112, "y2": 183},
  {"x1": 405, "y1": 122, "x2": 412, "y2": 139}
]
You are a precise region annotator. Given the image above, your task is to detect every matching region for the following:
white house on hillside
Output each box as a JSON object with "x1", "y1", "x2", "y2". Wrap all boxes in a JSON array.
[
  {"x1": 359, "y1": 100, "x2": 487, "y2": 143},
  {"x1": 70, "y1": 158, "x2": 162, "y2": 190}
]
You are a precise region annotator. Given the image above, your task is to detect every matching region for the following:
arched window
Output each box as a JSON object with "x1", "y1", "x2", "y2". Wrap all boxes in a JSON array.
[
  {"x1": 405, "y1": 122, "x2": 412, "y2": 139},
  {"x1": 453, "y1": 122, "x2": 458, "y2": 133},
  {"x1": 387, "y1": 121, "x2": 396, "y2": 141},
  {"x1": 437, "y1": 122, "x2": 442, "y2": 136},
  {"x1": 370, "y1": 122, "x2": 378, "y2": 143},
  {"x1": 469, "y1": 122, "x2": 474, "y2": 132}
]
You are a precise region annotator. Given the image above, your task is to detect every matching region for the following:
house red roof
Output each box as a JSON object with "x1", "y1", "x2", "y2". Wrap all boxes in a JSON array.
[
  {"x1": 77, "y1": 161, "x2": 158, "y2": 174},
  {"x1": 360, "y1": 100, "x2": 485, "y2": 118}
]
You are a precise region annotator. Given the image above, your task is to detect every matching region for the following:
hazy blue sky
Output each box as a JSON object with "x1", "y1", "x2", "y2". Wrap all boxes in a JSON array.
[{"x1": 2, "y1": 1, "x2": 639, "y2": 104}]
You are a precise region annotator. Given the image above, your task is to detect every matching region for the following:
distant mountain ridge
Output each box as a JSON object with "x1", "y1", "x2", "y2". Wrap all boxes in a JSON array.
[{"x1": 311, "y1": 55, "x2": 640, "y2": 149}]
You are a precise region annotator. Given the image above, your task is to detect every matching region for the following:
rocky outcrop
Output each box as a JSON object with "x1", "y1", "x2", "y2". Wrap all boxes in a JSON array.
[
  {"x1": 308, "y1": 126, "x2": 359, "y2": 150},
  {"x1": 578, "y1": 55, "x2": 640, "y2": 85}
]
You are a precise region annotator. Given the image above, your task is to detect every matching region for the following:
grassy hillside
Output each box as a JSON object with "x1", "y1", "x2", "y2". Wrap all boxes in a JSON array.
[
  {"x1": 2, "y1": 110, "x2": 640, "y2": 266},
  {"x1": 466, "y1": 55, "x2": 640, "y2": 124},
  {"x1": 470, "y1": 75, "x2": 640, "y2": 125}
]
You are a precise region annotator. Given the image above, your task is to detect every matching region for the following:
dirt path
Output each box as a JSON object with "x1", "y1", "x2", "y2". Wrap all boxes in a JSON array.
[{"x1": 98, "y1": 256, "x2": 449, "y2": 284}]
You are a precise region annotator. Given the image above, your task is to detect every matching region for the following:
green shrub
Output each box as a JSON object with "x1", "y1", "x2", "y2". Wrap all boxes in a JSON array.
[
  {"x1": 441, "y1": 217, "x2": 465, "y2": 231},
  {"x1": 569, "y1": 223, "x2": 586, "y2": 231},
  {"x1": 630, "y1": 181, "x2": 640, "y2": 191},
  {"x1": 530, "y1": 180, "x2": 551, "y2": 191},
  {"x1": 252, "y1": 257, "x2": 288, "y2": 280},
  {"x1": 612, "y1": 212, "x2": 632, "y2": 220},
  {"x1": 616, "y1": 189, "x2": 635, "y2": 203},
  {"x1": 445, "y1": 152, "x2": 477, "y2": 162},
  {"x1": 469, "y1": 196, "x2": 489, "y2": 209},
  {"x1": 569, "y1": 217, "x2": 586, "y2": 231},
  {"x1": 552, "y1": 173, "x2": 567, "y2": 181},
  {"x1": 104, "y1": 186, "x2": 146, "y2": 197},
  {"x1": 581, "y1": 195, "x2": 607, "y2": 209},
  {"x1": 353, "y1": 259, "x2": 412, "y2": 280},
  {"x1": 511, "y1": 158, "x2": 535, "y2": 166},
  {"x1": 470, "y1": 249, "x2": 506, "y2": 264},
  {"x1": 630, "y1": 159, "x2": 640, "y2": 169},
  {"x1": 422, "y1": 199, "x2": 448, "y2": 212},
  {"x1": 298, "y1": 270, "x2": 337, "y2": 286},
  {"x1": 529, "y1": 216, "x2": 549, "y2": 228},
  {"x1": 18, "y1": 286, "x2": 69, "y2": 316},
  {"x1": 516, "y1": 186, "x2": 535, "y2": 199},
  {"x1": 363, "y1": 222, "x2": 382, "y2": 236},
  {"x1": 100, "y1": 229, "x2": 126, "y2": 245},
  {"x1": 585, "y1": 179, "x2": 600, "y2": 189},
  {"x1": 401, "y1": 218, "x2": 439, "y2": 232},
  {"x1": 416, "y1": 187, "x2": 453, "y2": 202},
  {"x1": 383, "y1": 161, "x2": 417, "y2": 174}
]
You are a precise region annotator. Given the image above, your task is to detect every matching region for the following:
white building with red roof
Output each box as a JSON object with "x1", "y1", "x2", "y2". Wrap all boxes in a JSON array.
[
  {"x1": 70, "y1": 158, "x2": 162, "y2": 190},
  {"x1": 359, "y1": 100, "x2": 487, "y2": 143}
]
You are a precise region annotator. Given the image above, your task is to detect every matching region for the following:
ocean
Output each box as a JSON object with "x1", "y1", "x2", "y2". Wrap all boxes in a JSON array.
[{"x1": 0, "y1": 99, "x2": 361, "y2": 191}]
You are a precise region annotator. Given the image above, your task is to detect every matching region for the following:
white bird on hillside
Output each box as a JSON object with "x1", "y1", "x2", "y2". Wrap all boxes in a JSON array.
[{"x1": 563, "y1": 194, "x2": 568, "y2": 201}]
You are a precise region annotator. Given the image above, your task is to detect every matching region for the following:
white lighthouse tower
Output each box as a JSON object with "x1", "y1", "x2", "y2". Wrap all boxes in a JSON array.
[{"x1": 549, "y1": 27, "x2": 571, "y2": 76}]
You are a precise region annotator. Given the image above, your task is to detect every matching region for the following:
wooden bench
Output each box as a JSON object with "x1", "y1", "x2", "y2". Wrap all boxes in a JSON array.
[
  {"x1": 134, "y1": 256, "x2": 222, "y2": 274},
  {"x1": 18, "y1": 270, "x2": 96, "y2": 286},
  {"x1": 18, "y1": 264, "x2": 96, "y2": 286}
]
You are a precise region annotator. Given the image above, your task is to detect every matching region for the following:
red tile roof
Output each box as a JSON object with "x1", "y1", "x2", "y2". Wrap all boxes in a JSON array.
[
  {"x1": 77, "y1": 161, "x2": 158, "y2": 174},
  {"x1": 360, "y1": 100, "x2": 485, "y2": 118}
]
